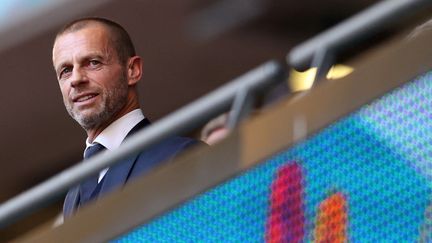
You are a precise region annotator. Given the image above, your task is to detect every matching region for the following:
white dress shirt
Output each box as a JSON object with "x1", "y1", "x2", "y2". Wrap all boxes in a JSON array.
[{"x1": 84, "y1": 109, "x2": 145, "y2": 183}]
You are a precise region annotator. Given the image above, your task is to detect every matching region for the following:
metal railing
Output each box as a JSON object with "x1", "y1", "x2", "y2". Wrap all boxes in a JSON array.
[
  {"x1": 0, "y1": 60, "x2": 285, "y2": 227},
  {"x1": 287, "y1": 0, "x2": 432, "y2": 79},
  {"x1": 0, "y1": 0, "x2": 431, "y2": 229}
]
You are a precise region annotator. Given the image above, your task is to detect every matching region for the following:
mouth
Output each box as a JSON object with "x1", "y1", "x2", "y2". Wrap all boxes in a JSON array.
[{"x1": 72, "y1": 93, "x2": 99, "y2": 103}]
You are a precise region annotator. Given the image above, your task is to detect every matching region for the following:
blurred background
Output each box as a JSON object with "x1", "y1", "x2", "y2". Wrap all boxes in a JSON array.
[
  {"x1": 0, "y1": 0, "x2": 379, "y2": 204},
  {"x1": 1, "y1": 0, "x2": 422, "y2": 239}
]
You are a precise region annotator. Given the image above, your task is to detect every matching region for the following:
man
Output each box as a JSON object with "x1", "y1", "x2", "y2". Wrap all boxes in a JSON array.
[{"x1": 52, "y1": 17, "x2": 199, "y2": 218}]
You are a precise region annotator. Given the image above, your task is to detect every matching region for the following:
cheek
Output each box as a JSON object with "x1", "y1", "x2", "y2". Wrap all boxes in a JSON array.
[
  {"x1": 97, "y1": 73, "x2": 123, "y2": 89},
  {"x1": 88, "y1": 72, "x2": 109, "y2": 86},
  {"x1": 59, "y1": 84, "x2": 70, "y2": 100}
]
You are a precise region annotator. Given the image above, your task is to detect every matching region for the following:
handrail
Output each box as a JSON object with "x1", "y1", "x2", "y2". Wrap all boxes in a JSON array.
[
  {"x1": 2, "y1": 0, "x2": 431, "y2": 230},
  {"x1": 0, "y1": 60, "x2": 285, "y2": 227},
  {"x1": 16, "y1": 23, "x2": 432, "y2": 242},
  {"x1": 287, "y1": 0, "x2": 432, "y2": 70}
]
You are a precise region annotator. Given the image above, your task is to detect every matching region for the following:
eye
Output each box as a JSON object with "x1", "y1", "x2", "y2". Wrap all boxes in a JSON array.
[
  {"x1": 89, "y1": 60, "x2": 101, "y2": 67},
  {"x1": 59, "y1": 67, "x2": 72, "y2": 79}
]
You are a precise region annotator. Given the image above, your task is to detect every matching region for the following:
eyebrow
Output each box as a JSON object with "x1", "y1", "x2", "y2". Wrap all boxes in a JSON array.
[{"x1": 55, "y1": 53, "x2": 105, "y2": 73}]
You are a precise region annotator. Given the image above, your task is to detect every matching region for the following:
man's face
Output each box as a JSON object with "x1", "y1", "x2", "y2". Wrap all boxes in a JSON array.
[{"x1": 52, "y1": 24, "x2": 129, "y2": 130}]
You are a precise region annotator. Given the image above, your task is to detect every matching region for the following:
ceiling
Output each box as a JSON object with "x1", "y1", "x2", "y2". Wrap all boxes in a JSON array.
[{"x1": 0, "y1": 0, "x2": 396, "y2": 238}]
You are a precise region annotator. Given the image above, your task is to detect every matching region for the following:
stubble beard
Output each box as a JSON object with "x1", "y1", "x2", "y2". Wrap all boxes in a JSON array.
[{"x1": 65, "y1": 75, "x2": 129, "y2": 131}]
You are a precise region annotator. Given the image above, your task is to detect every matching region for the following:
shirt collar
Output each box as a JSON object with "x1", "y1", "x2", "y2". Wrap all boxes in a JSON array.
[{"x1": 85, "y1": 109, "x2": 145, "y2": 151}]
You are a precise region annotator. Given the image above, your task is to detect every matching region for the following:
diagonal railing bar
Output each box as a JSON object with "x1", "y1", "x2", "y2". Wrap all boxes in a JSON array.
[
  {"x1": 288, "y1": 0, "x2": 432, "y2": 70},
  {"x1": 0, "y1": 60, "x2": 285, "y2": 228}
]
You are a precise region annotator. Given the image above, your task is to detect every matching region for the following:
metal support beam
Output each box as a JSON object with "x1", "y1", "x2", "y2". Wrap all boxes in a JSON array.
[
  {"x1": 312, "y1": 47, "x2": 334, "y2": 83},
  {"x1": 288, "y1": 0, "x2": 432, "y2": 71},
  {"x1": 227, "y1": 86, "x2": 255, "y2": 129},
  {"x1": 0, "y1": 60, "x2": 285, "y2": 227}
]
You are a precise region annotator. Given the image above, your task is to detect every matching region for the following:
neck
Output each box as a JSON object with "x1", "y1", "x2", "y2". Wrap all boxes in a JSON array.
[{"x1": 86, "y1": 96, "x2": 140, "y2": 143}]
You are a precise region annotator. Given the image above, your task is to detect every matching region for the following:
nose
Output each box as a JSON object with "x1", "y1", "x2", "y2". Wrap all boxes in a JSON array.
[{"x1": 70, "y1": 68, "x2": 88, "y2": 88}]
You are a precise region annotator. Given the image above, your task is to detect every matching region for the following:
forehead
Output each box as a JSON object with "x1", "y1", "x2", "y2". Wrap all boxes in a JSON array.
[{"x1": 52, "y1": 24, "x2": 114, "y2": 65}]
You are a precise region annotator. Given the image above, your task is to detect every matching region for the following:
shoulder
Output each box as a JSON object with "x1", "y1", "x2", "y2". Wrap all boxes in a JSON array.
[
  {"x1": 136, "y1": 136, "x2": 204, "y2": 162},
  {"x1": 142, "y1": 136, "x2": 203, "y2": 158},
  {"x1": 158, "y1": 136, "x2": 201, "y2": 149},
  {"x1": 129, "y1": 136, "x2": 204, "y2": 177}
]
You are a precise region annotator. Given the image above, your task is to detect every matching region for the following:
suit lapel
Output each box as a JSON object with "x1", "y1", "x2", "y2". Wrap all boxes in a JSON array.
[
  {"x1": 79, "y1": 176, "x2": 98, "y2": 204},
  {"x1": 98, "y1": 118, "x2": 150, "y2": 197},
  {"x1": 63, "y1": 186, "x2": 80, "y2": 218}
]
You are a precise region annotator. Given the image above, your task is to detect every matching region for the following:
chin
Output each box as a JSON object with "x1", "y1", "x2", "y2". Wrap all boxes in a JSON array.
[{"x1": 71, "y1": 111, "x2": 99, "y2": 127}]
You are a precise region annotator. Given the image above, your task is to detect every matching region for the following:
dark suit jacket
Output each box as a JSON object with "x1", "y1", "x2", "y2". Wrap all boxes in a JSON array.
[{"x1": 63, "y1": 118, "x2": 199, "y2": 218}]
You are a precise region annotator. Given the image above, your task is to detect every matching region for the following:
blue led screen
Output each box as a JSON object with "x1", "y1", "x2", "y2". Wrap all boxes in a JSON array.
[{"x1": 115, "y1": 71, "x2": 432, "y2": 242}]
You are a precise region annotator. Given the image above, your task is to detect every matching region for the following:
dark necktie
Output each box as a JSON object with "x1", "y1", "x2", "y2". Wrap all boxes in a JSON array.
[{"x1": 79, "y1": 143, "x2": 106, "y2": 206}]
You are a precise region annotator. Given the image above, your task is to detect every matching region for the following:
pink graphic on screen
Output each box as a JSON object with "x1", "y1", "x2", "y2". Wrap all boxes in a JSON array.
[{"x1": 266, "y1": 162, "x2": 305, "y2": 242}]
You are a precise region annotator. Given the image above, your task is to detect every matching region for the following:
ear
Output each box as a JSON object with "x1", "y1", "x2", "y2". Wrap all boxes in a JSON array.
[{"x1": 126, "y1": 56, "x2": 142, "y2": 86}]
